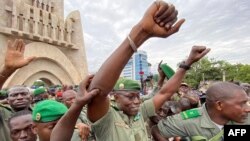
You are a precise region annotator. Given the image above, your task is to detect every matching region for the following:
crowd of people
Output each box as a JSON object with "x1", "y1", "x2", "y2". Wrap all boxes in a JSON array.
[{"x1": 1, "y1": 1, "x2": 250, "y2": 141}]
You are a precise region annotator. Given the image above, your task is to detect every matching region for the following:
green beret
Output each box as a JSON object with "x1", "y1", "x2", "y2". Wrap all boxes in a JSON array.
[
  {"x1": 33, "y1": 80, "x2": 45, "y2": 87},
  {"x1": 160, "y1": 63, "x2": 175, "y2": 79},
  {"x1": 32, "y1": 100, "x2": 68, "y2": 122},
  {"x1": 114, "y1": 78, "x2": 141, "y2": 91},
  {"x1": 33, "y1": 87, "x2": 46, "y2": 96},
  {"x1": 0, "y1": 90, "x2": 7, "y2": 96}
]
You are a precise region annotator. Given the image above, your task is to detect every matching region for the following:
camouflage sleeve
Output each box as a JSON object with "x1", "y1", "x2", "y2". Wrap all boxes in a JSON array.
[
  {"x1": 140, "y1": 99, "x2": 155, "y2": 120},
  {"x1": 90, "y1": 107, "x2": 114, "y2": 139},
  {"x1": 157, "y1": 113, "x2": 188, "y2": 138},
  {"x1": 140, "y1": 86, "x2": 159, "y2": 102}
]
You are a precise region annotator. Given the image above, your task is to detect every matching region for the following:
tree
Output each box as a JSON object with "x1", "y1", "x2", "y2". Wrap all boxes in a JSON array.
[
  {"x1": 182, "y1": 58, "x2": 250, "y2": 88},
  {"x1": 235, "y1": 64, "x2": 250, "y2": 83}
]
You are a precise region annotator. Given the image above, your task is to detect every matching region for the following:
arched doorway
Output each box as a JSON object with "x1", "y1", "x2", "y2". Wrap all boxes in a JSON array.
[{"x1": 40, "y1": 78, "x2": 53, "y2": 87}]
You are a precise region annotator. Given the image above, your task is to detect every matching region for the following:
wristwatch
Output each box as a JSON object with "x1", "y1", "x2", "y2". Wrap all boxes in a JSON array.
[{"x1": 179, "y1": 61, "x2": 191, "y2": 70}]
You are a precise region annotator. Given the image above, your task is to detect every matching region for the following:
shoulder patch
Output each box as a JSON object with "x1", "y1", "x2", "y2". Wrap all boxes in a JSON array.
[{"x1": 181, "y1": 109, "x2": 201, "y2": 120}]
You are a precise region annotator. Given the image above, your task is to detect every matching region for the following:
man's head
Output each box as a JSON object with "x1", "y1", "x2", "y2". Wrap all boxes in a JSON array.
[
  {"x1": 8, "y1": 110, "x2": 37, "y2": 141},
  {"x1": 7, "y1": 86, "x2": 32, "y2": 111},
  {"x1": 62, "y1": 90, "x2": 77, "y2": 108},
  {"x1": 150, "y1": 101, "x2": 170, "y2": 124},
  {"x1": 113, "y1": 78, "x2": 141, "y2": 116},
  {"x1": 240, "y1": 83, "x2": 250, "y2": 96},
  {"x1": 179, "y1": 83, "x2": 189, "y2": 95},
  {"x1": 206, "y1": 82, "x2": 250, "y2": 123},
  {"x1": 55, "y1": 91, "x2": 63, "y2": 102},
  {"x1": 179, "y1": 98, "x2": 192, "y2": 111},
  {"x1": 32, "y1": 100, "x2": 68, "y2": 141}
]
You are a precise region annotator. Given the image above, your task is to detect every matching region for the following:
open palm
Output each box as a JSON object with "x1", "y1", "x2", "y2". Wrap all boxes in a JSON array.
[{"x1": 4, "y1": 39, "x2": 35, "y2": 70}]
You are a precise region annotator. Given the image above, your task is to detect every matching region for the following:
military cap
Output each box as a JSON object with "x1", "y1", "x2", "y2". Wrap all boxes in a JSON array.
[
  {"x1": 180, "y1": 82, "x2": 189, "y2": 87},
  {"x1": 33, "y1": 87, "x2": 46, "y2": 96},
  {"x1": 114, "y1": 78, "x2": 141, "y2": 91},
  {"x1": 160, "y1": 63, "x2": 175, "y2": 79},
  {"x1": 32, "y1": 100, "x2": 68, "y2": 122},
  {"x1": 32, "y1": 80, "x2": 45, "y2": 87}
]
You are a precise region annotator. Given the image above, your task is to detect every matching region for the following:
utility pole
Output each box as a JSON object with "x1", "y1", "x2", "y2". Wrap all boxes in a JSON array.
[{"x1": 222, "y1": 70, "x2": 226, "y2": 81}]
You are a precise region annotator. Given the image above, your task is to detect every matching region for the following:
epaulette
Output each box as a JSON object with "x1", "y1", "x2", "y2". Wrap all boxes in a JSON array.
[
  {"x1": 181, "y1": 108, "x2": 201, "y2": 120},
  {"x1": 0, "y1": 104, "x2": 12, "y2": 111}
]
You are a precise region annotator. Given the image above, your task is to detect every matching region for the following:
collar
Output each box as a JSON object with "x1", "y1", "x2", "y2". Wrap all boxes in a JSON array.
[
  {"x1": 111, "y1": 101, "x2": 141, "y2": 125},
  {"x1": 200, "y1": 103, "x2": 219, "y2": 129}
]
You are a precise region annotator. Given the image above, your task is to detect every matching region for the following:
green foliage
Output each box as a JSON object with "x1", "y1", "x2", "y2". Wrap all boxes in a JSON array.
[
  {"x1": 182, "y1": 57, "x2": 250, "y2": 88},
  {"x1": 235, "y1": 64, "x2": 250, "y2": 83}
]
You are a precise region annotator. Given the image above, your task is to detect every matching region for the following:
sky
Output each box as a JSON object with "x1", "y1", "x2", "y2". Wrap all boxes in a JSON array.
[{"x1": 64, "y1": 0, "x2": 250, "y2": 74}]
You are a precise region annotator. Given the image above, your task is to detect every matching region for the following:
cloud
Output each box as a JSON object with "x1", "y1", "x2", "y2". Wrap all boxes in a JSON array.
[{"x1": 64, "y1": 0, "x2": 250, "y2": 73}]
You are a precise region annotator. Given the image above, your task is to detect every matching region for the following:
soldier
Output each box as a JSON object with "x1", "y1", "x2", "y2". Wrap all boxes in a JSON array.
[
  {"x1": 8, "y1": 110, "x2": 37, "y2": 141},
  {"x1": 50, "y1": 75, "x2": 99, "y2": 141},
  {"x1": 0, "y1": 85, "x2": 33, "y2": 141},
  {"x1": 171, "y1": 82, "x2": 200, "y2": 108},
  {"x1": 32, "y1": 100, "x2": 68, "y2": 141},
  {"x1": 7, "y1": 86, "x2": 33, "y2": 112},
  {"x1": 84, "y1": 1, "x2": 210, "y2": 141},
  {"x1": 33, "y1": 87, "x2": 49, "y2": 103},
  {"x1": 151, "y1": 82, "x2": 250, "y2": 141},
  {"x1": 62, "y1": 90, "x2": 78, "y2": 108},
  {"x1": 0, "y1": 39, "x2": 35, "y2": 89},
  {"x1": 62, "y1": 89, "x2": 95, "y2": 141},
  {"x1": 0, "y1": 39, "x2": 35, "y2": 141},
  {"x1": 49, "y1": 1, "x2": 209, "y2": 140},
  {"x1": 141, "y1": 60, "x2": 172, "y2": 102}
]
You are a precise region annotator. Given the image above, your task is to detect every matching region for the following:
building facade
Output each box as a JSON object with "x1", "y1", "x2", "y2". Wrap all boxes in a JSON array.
[
  {"x1": 121, "y1": 50, "x2": 149, "y2": 81},
  {"x1": 0, "y1": 0, "x2": 88, "y2": 87}
]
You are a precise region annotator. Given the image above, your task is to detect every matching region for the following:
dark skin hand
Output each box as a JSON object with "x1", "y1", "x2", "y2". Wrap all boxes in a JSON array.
[
  {"x1": 0, "y1": 39, "x2": 36, "y2": 88},
  {"x1": 50, "y1": 75, "x2": 100, "y2": 141},
  {"x1": 87, "y1": 1, "x2": 185, "y2": 122}
]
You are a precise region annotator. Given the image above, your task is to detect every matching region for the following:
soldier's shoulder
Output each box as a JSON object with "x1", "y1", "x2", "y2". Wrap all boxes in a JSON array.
[
  {"x1": 0, "y1": 104, "x2": 12, "y2": 112},
  {"x1": 180, "y1": 107, "x2": 203, "y2": 120}
]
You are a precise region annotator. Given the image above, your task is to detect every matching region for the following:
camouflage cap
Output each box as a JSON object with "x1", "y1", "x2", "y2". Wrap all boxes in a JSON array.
[
  {"x1": 32, "y1": 100, "x2": 68, "y2": 122},
  {"x1": 114, "y1": 78, "x2": 141, "y2": 91},
  {"x1": 160, "y1": 63, "x2": 175, "y2": 79},
  {"x1": 33, "y1": 87, "x2": 46, "y2": 96}
]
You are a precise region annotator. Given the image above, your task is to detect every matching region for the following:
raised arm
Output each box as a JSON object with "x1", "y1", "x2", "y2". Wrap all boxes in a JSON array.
[
  {"x1": 87, "y1": 1, "x2": 185, "y2": 122},
  {"x1": 0, "y1": 39, "x2": 35, "y2": 88},
  {"x1": 51, "y1": 75, "x2": 100, "y2": 141},
  {"x1": 153, "y1": 46, "x2": 210, "y2": 111}
]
